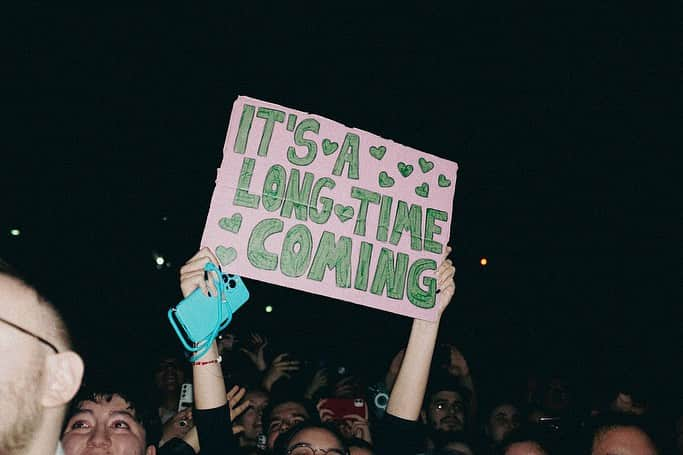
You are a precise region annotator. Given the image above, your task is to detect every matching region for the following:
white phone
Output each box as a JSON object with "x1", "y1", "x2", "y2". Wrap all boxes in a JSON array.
[{"x1": 178, "y1": 383, "x2": 194, "y2": 412}]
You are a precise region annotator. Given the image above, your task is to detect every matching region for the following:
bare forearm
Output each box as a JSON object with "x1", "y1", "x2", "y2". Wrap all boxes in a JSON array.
[
  {"x1": 193, "y1": 342, "x2": 227, "y2": 410},
  {"x1": 386, "y1": 319, "x2": 440, "y2": 420}
]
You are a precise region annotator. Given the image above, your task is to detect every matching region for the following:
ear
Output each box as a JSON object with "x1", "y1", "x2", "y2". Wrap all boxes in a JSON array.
[
  {"x1": 146, "y1": 444, "x2": 157, "y2": 455},
  {"x1": 41, "y1": 351, "x2": 85, "y2": 408}
]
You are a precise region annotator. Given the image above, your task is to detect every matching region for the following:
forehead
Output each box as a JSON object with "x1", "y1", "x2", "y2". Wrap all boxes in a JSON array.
[
  {"x1": 431, "y1": 390, "x2": 463, "y2": 403},
  {"x1": 506, "y1": 442, "x2": 545, "y2": 455},
  {"x1": 290, "y1": 427, "x2": 341, "y2": 447},
  {"x1": 247, "y1": 391, "x2": 268, "y2": 404},
  {"x1": 272, "y1": 402, "x2": 308, "y2": 418}
]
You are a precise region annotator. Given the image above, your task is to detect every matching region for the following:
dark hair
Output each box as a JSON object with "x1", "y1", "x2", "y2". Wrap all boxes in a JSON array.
[
  {"x1": 64, "y1": 385, "x2": 161, "y2": 447},
  {"x1": 424, "y1": 372, "x2": 472, "y2": 413},
  {"x1": 272, "y1": 421, "x2": 348, "y2": 455},
  {"x1": 262, "y1": 395, "x2": 321, "y2": 435}
]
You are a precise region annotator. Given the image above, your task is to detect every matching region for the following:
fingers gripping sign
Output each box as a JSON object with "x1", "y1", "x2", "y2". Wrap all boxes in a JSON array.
[{"x1": 435, "y1": 245, "x2": 455, "y2": 317}]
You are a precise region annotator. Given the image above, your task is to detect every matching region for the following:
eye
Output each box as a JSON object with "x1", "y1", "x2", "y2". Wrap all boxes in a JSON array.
[
  {"x1": 70, "y1": 420, "x2": 91, "y2": 430},
  {"x1": 112, "y1": 420, "x2": 131, "y2": 430}
]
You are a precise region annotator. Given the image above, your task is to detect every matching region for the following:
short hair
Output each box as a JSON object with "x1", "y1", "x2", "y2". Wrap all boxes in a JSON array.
[
  {"x1": 262, "y1": 396, "x2": 321, "y2": 435},
  {"x1": 0, "y1": 258, "x2": 72, "y2": 350},
  {"x1": 424, "y1": 372, "x2": 472, "y2": 413},
  {"x1": 272, "y1": 421, "x2": 348, "y2": 455},
  {"x1": 65, "y1": 385, "x2": 161, "y2": 447},
  {"x1": 583, "y1": 412, "x2": 659, "y2": 454}
]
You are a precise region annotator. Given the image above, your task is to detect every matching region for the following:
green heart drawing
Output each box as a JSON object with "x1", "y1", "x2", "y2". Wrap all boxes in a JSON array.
[
  {"x1": 215, "y1": 245, "x2": 237, "y2": 266},
  {"x1": 438, "y1": 174, "x2": 452, "y2": 187},
  {"x1": 322, "y1": 139, "x2": 338, "y2": 155},
  {"x1": 334, "y1": 204, "x2": 354, "y2": 222},
  {"x1": 378, "y1": 171, "x2": 395, "y2": 188},
  {"x1": 419, "y1": 157, "x2": 434, "y2": 173},
  {"x1": 398, "y1": 162, "x2": 414, "y2": 177},
  {"x1": 415, "y1": 183, "x2": 429, "y2": 198},
  {"x1": 369, "y1": 145, "x2": 387, "y2": 160},
  {"x1": 218, "y1": 213, "x2": 243, "y2": 233}
]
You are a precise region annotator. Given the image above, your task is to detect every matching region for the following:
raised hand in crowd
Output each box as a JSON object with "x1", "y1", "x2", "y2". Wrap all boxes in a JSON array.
[
  {"x1": 262, "y1": 352, "x2": 301, "y2": 391},
  {"x1": 240, "y1": 332, "x2": 269, "y2": 372},
  {"x1": 227, "y1": 385, "x2": 251, "y2": 434},
  {"x1": 305, "y1": 367, "x2": 329, "y2": 400},
  {"x1": 159, "y1": 407, "x2": 194, "y2": 447},
  {"x1": 340, "y1": 413, "x2": 373, "y2": 445},
  {"x1": 386, "y1": 246, "x2": 455, "y2": 421},
  {"x1": 375, "y1": 247, "x2": 455, "y2": 455},
  {"x1": 317, "y1": 398, "x2": 335, "y2": 423},
  {"x1": 173, "y1": 247, "x2": 244, "y2": 454}
]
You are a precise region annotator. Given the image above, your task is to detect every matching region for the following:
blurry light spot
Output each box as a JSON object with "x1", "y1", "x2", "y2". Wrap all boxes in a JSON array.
[
  {"x1": 480, "y1": 257, "x2": 488, "y2": 266},
  {"x1": 10, "y1": 229, "x2": 20, "y2": 237},
  {"x1": 265, "y1": 305, "x2": 273, "y2": 313},
  {"x1": 155, "y1": 256, "x2": 165, "y2": 266}
]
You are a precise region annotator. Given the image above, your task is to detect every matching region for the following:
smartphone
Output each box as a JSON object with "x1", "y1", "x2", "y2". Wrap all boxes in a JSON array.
[
  {"x1": 178, "y1": 383, "x2": 194, "y2": 412},
  {"x1": 320, "y1": 398, "x2": 368, "y2": 420}
]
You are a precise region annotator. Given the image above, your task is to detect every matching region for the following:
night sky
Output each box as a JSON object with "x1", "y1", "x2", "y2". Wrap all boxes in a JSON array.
[{"x1": 1, "y1": 5, "x2": 677, "y2": 404}]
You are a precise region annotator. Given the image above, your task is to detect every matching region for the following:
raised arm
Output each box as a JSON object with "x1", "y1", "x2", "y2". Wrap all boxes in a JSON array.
[
  {"x1": 176, "y1": 247, "x2": 243, "y2": 454},
  {"x1": 386, "y1": 247, "x2": 455, "y2": 421}
]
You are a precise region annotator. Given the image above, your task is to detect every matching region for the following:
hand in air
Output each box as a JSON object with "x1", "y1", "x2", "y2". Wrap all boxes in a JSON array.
[
  {"x1": 240, "y1": 332, "x2": 269, "y2": 371},
  {"x1": 262, "y1": 353, "x2": 300, "y2": 391}
]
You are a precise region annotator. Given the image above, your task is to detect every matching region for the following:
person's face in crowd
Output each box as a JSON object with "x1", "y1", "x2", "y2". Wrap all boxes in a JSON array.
[
  {"x1": 0, "y1": 275, "x2": 49, "y2": 454},
  {"x1": 505, "y1": 441, "x2": 547, "y2": 455},
  {"x1": 266, "y1": 401, "x2": 310, "y2": 448},
  {"x1": 62, "y1": 394, "x2": 155, "y2": 455},
  {"x1": 286, "y1": 427, "x2": 346, "y2": 455},
  {"x1": 154, "y1": 357, "x2": 185, "y2": 394},
  {"x1": 425, "y1": 390, "x2": 466, "y2": 432},
  {"x1": 591, "y1": 426, "x2": 657, "y2": 455},
  {"x1": 239, "y1": 390, "x2": 269, "y2": 443},
  {"x1": 488, "y1": 404, "x2": 521, "y2": 443}
]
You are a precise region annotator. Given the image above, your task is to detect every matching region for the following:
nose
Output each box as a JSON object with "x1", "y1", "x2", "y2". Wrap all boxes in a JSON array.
[{"x1": 86, "y1": 425, "x2": 111, "y2": 448}]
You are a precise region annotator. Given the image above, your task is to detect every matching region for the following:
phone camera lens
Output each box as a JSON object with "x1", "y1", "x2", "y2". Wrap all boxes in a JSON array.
[
  {"x1": 228, "y1": 274, "x2": 235, "y2": 278},
  {"x1": 222, "y1": 274, "x2": 229, "y2": 283},
  {"x1": 228, "y1": 279, "x2": 236, "y2": 288}
]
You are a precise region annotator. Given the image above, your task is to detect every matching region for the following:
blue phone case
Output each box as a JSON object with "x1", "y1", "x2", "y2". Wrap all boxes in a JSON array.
[
  {"x1": 168, "y1": 271, "x2": 250, "y2": 350},
  {"x1": 220, "y1": 273, "x2": 250, "y2": 313}
]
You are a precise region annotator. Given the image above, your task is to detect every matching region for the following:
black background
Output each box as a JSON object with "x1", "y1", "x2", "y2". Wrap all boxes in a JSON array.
[{"x1": 1, "y1": 4, "x2": 677, "y2": 404}]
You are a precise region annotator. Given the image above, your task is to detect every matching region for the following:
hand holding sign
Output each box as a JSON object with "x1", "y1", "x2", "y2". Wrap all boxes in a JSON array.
[{"x1": 202, "y1": 96, "x2": 458, "y2": 321}]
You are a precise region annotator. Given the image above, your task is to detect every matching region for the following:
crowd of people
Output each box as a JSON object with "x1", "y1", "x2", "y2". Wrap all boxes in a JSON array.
[{"x1": 0, "y1": 248, "x2": 679, "y2": 455}]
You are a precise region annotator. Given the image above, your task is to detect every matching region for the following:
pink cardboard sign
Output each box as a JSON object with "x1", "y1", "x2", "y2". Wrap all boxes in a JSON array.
[{"x1": 201, "y1": 96, "x2": 458, "y2": 321}]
